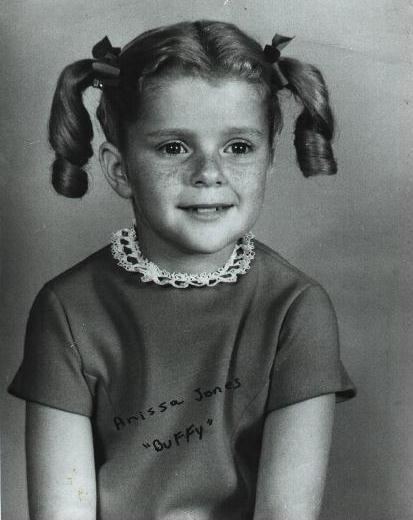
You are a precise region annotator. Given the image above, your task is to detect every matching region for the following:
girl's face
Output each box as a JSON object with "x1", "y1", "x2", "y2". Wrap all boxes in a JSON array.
[{"x1": 107, "y1": 76, "x2": 273, "y2": 272}]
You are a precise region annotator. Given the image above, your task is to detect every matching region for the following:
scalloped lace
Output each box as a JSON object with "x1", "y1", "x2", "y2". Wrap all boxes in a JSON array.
[{"x1": 110, "y1": 226, "x2": 255, "y2": 288}]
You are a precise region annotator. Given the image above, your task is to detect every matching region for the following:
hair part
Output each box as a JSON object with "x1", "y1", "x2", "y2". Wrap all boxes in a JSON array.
[{"x1": 48, "y1": 20, "x2": 336, "y2": 197}]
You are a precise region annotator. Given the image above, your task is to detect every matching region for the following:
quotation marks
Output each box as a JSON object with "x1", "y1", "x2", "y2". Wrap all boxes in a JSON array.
[{"x1": 142, "y1": 419, "x2": 214, "y2": 453}]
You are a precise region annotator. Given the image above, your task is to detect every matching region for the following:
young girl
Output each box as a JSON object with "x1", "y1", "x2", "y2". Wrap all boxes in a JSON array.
[{"x1": 9, "y1": 20, "x2": 356, "y2": 520}]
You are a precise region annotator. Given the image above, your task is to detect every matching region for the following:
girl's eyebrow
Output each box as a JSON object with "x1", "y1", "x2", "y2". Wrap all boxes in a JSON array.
[
  {"x1": 145, "y1": 127, "x2": 265, "y2": 139},
  {"x1": 224, "y1": 127, "x2": 265, "y2": 138},
  {"x1": 145, "y1": 129, "x2": 195, "y2": 138}
]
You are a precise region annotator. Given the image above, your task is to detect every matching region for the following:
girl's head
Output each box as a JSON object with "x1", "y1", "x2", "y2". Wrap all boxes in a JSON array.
[{"x1": 48, "y1": 20, "x2": 336, "y2": 261}]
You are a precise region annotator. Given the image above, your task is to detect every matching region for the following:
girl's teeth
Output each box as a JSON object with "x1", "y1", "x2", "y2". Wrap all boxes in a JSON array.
[{"x1": 195, "y1": 207, "x2": 218, "y2": 213}]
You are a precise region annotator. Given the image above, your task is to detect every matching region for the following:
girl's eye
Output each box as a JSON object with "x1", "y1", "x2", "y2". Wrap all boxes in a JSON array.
[
  {"x1": 224, "y1": 142, "x2": 252, "y2": 155},
  {"x1": 159, "y1": 142, "x2": 188, "y2": 155}
]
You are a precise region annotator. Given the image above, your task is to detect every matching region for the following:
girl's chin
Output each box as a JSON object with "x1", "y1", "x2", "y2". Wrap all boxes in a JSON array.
[
  {"x1": 175, "y1": 231, "x2": 242, "y2": 256},
  {"x1": 165, "y1": 239, "x2": 242, "y2": 274},
  {"x1": 136, "y1": 219, "x2": 251, "y2": 269}
]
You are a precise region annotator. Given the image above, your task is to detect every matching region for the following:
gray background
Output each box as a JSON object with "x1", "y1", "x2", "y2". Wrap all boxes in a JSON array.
[{"x1": 1, "y1": 1, "x2": 411, "y2": 519}]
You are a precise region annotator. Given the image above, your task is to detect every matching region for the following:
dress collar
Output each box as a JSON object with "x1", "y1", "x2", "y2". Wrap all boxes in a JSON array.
[{"x1": 110, "y1": 226, "x2": 255, "y2": 289}]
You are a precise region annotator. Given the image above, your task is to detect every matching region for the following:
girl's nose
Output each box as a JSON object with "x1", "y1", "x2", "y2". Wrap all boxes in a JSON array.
[{"x1": 190, "y1": 153, "x2": 227, "y2": 187}]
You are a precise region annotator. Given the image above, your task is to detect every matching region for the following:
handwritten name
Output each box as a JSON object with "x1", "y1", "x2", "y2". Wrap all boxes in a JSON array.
[
  {"x1": 113, "y1": 377, "x2": 241, "y2": 431},
  {"x1": 193, "y1": 377, "x2": 241, "y2": 401},
  {"x1": 142, "y1": 419, "x2": 213, "y2": 453},
  {"x1": 114, "y1": 398, "x2": 184, "y2": 431}
]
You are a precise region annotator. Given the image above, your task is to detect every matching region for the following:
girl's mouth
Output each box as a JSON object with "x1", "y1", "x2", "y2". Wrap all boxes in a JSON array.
[
  {"x1": 180, "y1": 204, "x2": 233, "y2": 212},
  {"x1": 179, "y1": 204, "x2": 234, "y2": 219}
]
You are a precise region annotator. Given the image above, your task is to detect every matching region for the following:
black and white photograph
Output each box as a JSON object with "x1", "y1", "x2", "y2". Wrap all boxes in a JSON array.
[{"x1": 1, "y1": 1, "x2": 410, "y2": 519}]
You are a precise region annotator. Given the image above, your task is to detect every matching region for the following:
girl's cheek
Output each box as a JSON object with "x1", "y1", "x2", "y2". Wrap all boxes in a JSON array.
[
  {"x1": 150, "y1": 157, "x2": 194, "y2": 181},
  {"x1": 227, "y1": 162, "x2": 268, "y2": 185},
  {"x1": 129, "y1": 160, "x2": 184, "y2": 189}
]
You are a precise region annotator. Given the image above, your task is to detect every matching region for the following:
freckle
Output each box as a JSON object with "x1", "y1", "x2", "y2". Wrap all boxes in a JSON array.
[{"x1": 78, "y1": 488, "x2": 88, "y2": 501}]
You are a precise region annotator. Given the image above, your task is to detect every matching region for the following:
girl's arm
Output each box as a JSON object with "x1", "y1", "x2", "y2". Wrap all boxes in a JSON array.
[
  {"x1": 254, "y1": 393, "x2": 335, "y2": 520},
  {"x1": 26, "y1": 402, "x2": 96, "y2": 520}
]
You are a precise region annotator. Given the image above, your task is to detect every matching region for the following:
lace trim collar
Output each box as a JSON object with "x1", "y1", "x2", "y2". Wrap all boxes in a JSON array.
[{"x1": 110, "y1": 226, "x2": 255, "y2": 288}]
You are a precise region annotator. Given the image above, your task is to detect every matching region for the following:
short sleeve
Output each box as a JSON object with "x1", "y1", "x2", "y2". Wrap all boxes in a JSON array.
[
  {"x1": 266, "y1": 284, "x2": 356, "y2": 411},
  {"x1": 8, "y1": 285, "x2": 93, "y2": 416}
]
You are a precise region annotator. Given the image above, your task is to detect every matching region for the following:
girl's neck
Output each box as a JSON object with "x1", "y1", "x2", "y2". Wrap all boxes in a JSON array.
[{"x1": 135, "y1": 224, "x2": 237, "y2": 275}]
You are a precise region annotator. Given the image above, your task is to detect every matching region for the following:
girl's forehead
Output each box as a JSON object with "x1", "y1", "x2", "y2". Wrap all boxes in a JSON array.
[{"x1": 136, "y1": 76, "x2": 268, "y2": 134}]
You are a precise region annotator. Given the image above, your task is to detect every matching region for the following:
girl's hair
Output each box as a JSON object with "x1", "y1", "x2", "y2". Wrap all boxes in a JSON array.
[{"x1": 49, "y1": 20, "x2": 337, "y2": 198}]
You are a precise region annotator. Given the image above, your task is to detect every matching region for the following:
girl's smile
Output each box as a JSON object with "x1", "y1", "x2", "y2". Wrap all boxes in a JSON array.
[
  {"x1": 101, "y1": 76, "x2": 273, "y2": 273},
  {"x1": 178, "y1": 204, "x2": 234, "y2": 221}
]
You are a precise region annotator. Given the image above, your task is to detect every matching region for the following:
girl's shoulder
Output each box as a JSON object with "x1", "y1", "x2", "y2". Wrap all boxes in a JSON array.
[
  {"x1": 47, "y1": 239, "x2": 317, "y2": 292},
  {"x1": 42, "y1": 244, "x2": 119, "y2": 300},
  {"x1": 38, "y1": 239, "x2": 327, "y2": 312},
  {"x1": 254, "y1": 239, "x2": 319, "y2": 289},
  {"x1": 253, "y1": 240, "x2": 339, "y2": 329}
]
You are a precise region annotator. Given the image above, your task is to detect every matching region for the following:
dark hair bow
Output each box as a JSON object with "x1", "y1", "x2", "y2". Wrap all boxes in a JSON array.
[
  {"x1": 91, "y1": 36, "x2": 121, "y2": 89},
  {"x1": 263, "y1": 34, "x2": 294, "y2": 88}
]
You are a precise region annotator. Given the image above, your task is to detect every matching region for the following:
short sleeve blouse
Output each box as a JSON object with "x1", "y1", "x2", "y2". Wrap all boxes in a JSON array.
[
  {"x1": 10, "y1": 286, "x2": 94, "y2": 416},
  {"x1": 267, "y1": 283, "x2": 355, "y2": 410},
  {"x1": 8, "y1": 241, "x2": 356, "y2": 520}
]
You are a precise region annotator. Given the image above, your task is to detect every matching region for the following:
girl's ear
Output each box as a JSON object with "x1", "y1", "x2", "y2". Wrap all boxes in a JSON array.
[{"x1": 99, "y1": 142, "x2": 133, "y2": 199}]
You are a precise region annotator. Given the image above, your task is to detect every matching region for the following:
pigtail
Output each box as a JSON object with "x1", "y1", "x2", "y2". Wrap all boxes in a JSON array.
[
  {"x1": 48, "y1": 59, "x2": 95, "y2": 197},
  {"x1": 279, "y1": 58, "x2": 337, "y2": 177}
]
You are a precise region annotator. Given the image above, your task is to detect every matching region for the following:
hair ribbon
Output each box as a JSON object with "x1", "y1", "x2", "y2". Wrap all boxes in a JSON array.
[
  {"x1": 91, "y1": 36, "x2": 121, "y2": 89},
  {"x1": 90, "y1": 33, "x2": 293, "y2": 90},
  {"x1": 264, "y1": 34, "x2": 294, "y2": 88}
]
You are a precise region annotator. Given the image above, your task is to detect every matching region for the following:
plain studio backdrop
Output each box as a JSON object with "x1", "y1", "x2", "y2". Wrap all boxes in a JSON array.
[{"x1": 0, "y1": 1, "x2": 411, "y2": 519}]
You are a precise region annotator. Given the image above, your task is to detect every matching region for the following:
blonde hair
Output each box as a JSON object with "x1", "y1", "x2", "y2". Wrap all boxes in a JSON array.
[{"x1": 49, "y1": 20, "x2": 336, "y2": 197}]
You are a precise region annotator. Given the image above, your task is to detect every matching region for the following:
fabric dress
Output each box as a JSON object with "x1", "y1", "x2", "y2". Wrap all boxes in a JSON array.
[{"x1": 9, "y1": 238, "x2": 356, "y2": 520}]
